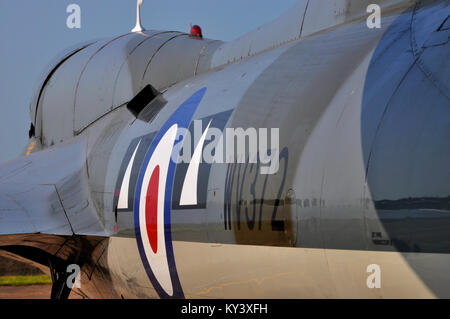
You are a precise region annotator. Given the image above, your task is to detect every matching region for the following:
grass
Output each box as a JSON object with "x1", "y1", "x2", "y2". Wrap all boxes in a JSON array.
[{"x1": 0, "y1": 275, "x2": 52, "y2": 287}]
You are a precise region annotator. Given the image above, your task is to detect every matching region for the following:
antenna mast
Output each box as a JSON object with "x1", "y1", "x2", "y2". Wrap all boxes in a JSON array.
[{"x1": 132, "y1": 0, "x2": 145, "y2": 32}]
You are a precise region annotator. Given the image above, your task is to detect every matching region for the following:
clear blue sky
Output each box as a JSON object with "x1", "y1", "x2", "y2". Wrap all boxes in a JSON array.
[{"x1": 0, "y1": 0, "x2": 298, "y2": 163}]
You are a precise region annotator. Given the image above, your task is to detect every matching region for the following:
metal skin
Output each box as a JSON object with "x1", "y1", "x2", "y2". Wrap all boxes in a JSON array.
[{"x1": 0, "y1": 0, "x2": 449, "y2": 298}]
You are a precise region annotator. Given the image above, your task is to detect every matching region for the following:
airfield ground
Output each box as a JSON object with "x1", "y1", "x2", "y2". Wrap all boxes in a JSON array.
[
  {"x1": 0, "y1": 285, "x2": 84, "y2": 299},
  {"x1": 0, "y1": 255, "x2": 83, "y2": 299}
]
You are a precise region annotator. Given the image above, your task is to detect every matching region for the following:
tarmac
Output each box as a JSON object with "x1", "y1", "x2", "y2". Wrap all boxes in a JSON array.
[{"x1": 0, "y1": 285, "x2": 84, "y2": 299}]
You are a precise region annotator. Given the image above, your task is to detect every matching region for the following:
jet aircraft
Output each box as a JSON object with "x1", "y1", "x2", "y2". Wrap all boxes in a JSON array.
[{"x1": 0, "y1": 0, "x2": 449, "y2": 299}]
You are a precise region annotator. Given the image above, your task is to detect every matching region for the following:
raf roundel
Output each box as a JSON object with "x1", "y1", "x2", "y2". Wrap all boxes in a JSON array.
[{"x1": 134, "y1": 88, "x2": 207, "y2": 298}]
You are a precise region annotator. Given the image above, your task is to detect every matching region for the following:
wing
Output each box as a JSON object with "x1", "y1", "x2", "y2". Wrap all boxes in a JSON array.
[
  {"x1": 0, "y1": 139, "x2": 110, "y2": 299},
  {"x1": 0, "y1": 138, "x2": 108, "y2": 238}
]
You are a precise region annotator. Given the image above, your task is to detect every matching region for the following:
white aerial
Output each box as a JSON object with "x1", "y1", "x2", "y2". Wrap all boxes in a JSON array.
[{"x1": 131, "y1": 0, "x2": 145, "y2": 32}]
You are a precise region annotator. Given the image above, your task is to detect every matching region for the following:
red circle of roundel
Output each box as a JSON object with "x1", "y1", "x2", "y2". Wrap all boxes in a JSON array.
[{"x1": 145, "y1": 165, "x2": 160, "y2": 254}]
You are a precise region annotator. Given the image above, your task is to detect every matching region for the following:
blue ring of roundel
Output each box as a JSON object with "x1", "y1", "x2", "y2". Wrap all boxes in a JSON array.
[{"x1": 134, "y1": 87, "x2": 207, "y2": 298}]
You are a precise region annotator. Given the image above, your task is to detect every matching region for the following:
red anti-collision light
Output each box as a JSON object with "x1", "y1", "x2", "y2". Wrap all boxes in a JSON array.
[{"x1": 190, "y1": 25, "x2": 203, "y2": 38}]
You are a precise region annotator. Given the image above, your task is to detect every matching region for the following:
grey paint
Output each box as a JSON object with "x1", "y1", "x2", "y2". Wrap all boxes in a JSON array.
[
  {"x1": 210, "y1": 0, "x2": 308, "y2": 67},
  {"x1": 112, "y1": 31, "x2": 182, "y2": 108},
  {"x1": 29, "y1": 39, "x2": 99, "y2": 126},
  {"x1": 144, "y1": 35, "x2": 218, "y2": 90},
  {"x1": 37, "y1": 38, "x2": 112, "y2": 145},
  {"x1": 74, "y1": 33, "x2": 146, "y2": 133},
  {"x1": 0, "y1": 138, "x2": 107, "y2": 236}
]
